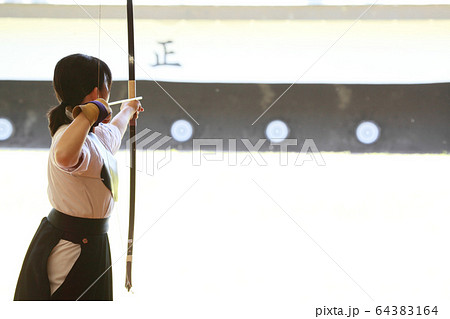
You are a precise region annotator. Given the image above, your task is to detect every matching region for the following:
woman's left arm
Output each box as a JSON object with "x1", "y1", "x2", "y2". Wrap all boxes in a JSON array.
[{"x1": 110, "y1": 100, "x2": 143, "y2": 138}]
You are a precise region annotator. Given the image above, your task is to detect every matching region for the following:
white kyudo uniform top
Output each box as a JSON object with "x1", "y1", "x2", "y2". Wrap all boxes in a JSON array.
[
  {"x1": 46, "y1": 123, "x2": 121, "y2": 295},
  {"x1": 48, "y1": 123, "x2": 121, "y2": 218}
]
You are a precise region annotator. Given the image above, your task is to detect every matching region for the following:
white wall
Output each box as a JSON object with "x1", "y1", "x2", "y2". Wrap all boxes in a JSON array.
[{"x1": 1, "y1": 18, "x2": 450, "y2": 83}]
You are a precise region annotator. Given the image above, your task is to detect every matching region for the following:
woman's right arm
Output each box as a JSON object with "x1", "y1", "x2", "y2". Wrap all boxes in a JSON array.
[{"x1": 54, "y1": 112, "x2": 91, "y2": 168}]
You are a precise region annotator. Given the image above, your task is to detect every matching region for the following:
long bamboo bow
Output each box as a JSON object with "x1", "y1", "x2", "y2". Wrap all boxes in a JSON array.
[{"x1": 125, "y1": 0, "x2": 137, "y2": 292}]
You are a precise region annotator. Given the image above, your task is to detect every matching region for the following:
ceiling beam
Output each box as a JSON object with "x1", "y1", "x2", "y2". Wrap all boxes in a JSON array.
[{"x1": 1, "y1": 4, "x2": 450, "y2": 20}]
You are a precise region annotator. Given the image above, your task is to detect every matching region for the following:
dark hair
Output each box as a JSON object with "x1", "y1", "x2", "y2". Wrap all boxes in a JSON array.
[{"x1": 47, "y1": 54, "x2": 112, "y2": 136}]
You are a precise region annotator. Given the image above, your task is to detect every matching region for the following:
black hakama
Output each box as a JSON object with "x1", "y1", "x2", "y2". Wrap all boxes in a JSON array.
[{"x1": 14, "y1": 209, "x2": 112, "y2": 301}]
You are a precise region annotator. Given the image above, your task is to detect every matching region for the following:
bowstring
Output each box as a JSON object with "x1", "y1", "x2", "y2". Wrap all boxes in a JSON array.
[{"x1": 98, "y1": 1, "x2": 100, "y2": 99}]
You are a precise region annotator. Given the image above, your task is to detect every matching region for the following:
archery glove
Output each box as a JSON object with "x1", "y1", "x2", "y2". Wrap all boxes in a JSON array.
[{"x1": 72, "y1": 98, "x2": 111, "y2": 128}]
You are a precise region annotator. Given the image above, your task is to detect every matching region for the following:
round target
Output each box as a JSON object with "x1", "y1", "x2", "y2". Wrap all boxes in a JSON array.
[
  {"x1": 265, "y1": 120, "x2": 289, "y2": 143},
  {"x1": 0, "y1": 118, "x2": 14, "y2": 141},
  {"x1": 170, "y1": 119, "x2": 193, "y2": 142},
  {"x1": 356, "y1": 121, "x2": 380, "y2": 144}
]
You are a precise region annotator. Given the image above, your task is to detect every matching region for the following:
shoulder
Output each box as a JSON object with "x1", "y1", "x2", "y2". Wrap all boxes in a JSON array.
[
  {"x1": 49, "y1": 124, "x2": 95, "y2": 173},
  {"x1": 50, "y1": 124, "x2": 70, "y2": 154},
  {"x1": 52, "y1": 124, "x2": 69, "y2": 142}
]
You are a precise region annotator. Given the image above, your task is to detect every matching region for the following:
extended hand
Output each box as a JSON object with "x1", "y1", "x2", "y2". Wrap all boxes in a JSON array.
[{"x1": 121, "y1": 99, "x2": 144, "y2": 119}]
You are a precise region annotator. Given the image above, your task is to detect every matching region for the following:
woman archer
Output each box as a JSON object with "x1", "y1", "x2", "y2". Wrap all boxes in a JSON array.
[{"x1": 14, "y1": 53, "x2": 143, "y2": 300}]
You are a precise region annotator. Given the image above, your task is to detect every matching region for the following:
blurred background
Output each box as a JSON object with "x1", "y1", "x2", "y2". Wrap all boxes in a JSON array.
[{"x1": 1, "y1": 1, "x2": 450, "y2": 318}]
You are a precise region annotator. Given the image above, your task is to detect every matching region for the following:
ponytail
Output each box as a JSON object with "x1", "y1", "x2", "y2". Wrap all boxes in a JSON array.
[{"x1": 47, "y1": 102, "x2": 72, "y2": 137}]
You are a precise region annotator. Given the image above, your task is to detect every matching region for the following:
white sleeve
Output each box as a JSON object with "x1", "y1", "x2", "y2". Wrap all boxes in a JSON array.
[
  {"x1": 51, "y1": 125, "x2": 92, "y2": 174},
  {"x1": 93, "y1": 123, "x2": 122, "y2": 155}
]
